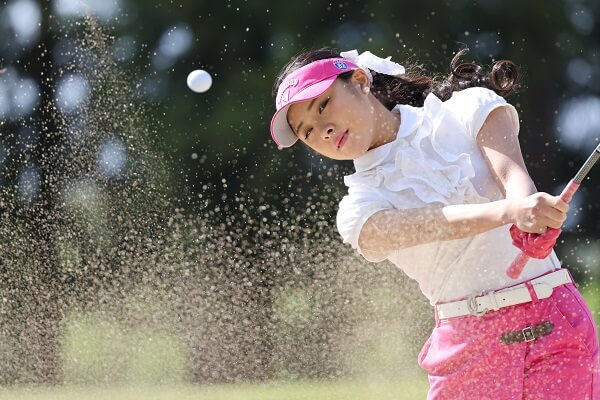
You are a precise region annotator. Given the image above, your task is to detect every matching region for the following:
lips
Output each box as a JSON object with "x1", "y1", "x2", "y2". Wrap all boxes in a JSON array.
[{"x1": 335, "y1": 130, "x2": 348, "y2": 149}]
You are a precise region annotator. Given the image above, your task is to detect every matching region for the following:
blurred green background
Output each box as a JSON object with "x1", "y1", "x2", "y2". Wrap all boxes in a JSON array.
[{"x1": 1, "y1": 0, "x2": 600, "y2": 398}]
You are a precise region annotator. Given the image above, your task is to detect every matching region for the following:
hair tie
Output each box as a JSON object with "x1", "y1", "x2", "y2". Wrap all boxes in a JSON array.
[{"x1": 340, "y1": 50, "x2": 406, "y2": 83}]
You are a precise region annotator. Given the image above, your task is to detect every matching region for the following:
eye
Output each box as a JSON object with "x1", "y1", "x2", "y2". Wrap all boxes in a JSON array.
[
  {"x1": 305, "y1": 127, "x2": 313, "y2": 139},
  {"x1": 319, "y1": 98, "x2": 330, "y2": 113}
]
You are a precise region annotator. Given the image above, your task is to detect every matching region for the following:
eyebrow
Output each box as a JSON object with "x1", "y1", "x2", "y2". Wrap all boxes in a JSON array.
[{"x1": 294, "y1": 98, "x2": 318, "y2": 135}]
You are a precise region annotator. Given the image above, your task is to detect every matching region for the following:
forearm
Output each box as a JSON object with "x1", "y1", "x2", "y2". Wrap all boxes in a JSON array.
[
  {"x1": 358, "y1": 200, "x2": 512, "y2": 253},
  {"x1": 503, "y1": 172, "x2": 537, "y2": 200}
]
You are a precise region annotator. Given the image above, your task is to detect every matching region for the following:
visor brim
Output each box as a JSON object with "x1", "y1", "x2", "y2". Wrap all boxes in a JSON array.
[{"x1": 270, "y1": 77, "x2": 338, "y2": 148}]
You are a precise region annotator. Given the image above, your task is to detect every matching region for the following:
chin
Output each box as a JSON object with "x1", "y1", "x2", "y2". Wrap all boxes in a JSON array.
[
  {"x1": 351, "y1": 142, "x2": 371, "y2": 158},
  {"x1": 326, "y1": 153, "x2": 349, "y2": 161},
  {"x1": 333, "y1": 149, "x2": 363, "y2": 161}
]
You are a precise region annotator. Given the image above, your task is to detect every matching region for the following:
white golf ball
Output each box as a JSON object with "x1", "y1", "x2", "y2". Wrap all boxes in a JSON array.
[{"x1": 186, "y1": 69, "x2": 212, "y2": 93}]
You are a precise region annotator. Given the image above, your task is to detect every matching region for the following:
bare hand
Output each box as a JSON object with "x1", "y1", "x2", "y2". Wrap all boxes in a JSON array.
[{"x1": 508, "y1": 192, "x2": 569, "y2": 234}]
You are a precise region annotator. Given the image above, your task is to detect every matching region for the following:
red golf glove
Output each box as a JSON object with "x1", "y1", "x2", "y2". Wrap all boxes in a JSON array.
[{"x1": 509, "y1": 225, "x2": 562, "y2": 259}]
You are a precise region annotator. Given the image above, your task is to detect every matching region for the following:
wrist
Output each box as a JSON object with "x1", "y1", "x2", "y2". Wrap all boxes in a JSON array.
[{"x1": 499, "y1": 199, "x2": 515, "y2": 226}]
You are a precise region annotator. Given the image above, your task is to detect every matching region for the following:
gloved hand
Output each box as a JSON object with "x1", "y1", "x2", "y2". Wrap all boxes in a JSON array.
[{"x1": 509, "y1": 225, "x2": 561, "y2": 259}]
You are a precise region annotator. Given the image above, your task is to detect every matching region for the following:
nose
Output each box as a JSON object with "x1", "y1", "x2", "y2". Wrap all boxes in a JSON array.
[{"x1": 321, "y1": 124, "x2": 335, "y2": 140}]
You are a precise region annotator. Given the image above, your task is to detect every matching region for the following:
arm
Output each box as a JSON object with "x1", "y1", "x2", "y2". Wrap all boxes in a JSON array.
[
  {"x1": 476, "y1": 107, "x2": 568, "y2": 232},
  {"x1": 358, "y1": 200, "x2": 513, "y2": 253},
  {"x1": 358, "y1": 107, "x2": 568, "y2": 255},
  {"x1": 475, "y1": 107, "x2": 536, "y2": 200}
]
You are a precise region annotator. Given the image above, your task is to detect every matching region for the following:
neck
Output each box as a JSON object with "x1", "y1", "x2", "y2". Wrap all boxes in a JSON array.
[{"x1": 368, "y1": 99, "x2": 401, "y2": 150}]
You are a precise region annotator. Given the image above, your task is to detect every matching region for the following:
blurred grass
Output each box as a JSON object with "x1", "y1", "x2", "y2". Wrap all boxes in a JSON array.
[
  {"x1": 59, "y1": 312, "x2": 189, "y2": 385},
  {"x1": 0, "y1": 379, "x2": 429, "y2": 400},
  {"x1": 581, "y1": 281, "x2": 600, "y2": 325}
]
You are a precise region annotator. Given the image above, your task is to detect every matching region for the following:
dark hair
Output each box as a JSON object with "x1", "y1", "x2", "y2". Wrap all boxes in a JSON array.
[{"x1": 273, "y1": 47, "x2": 519, "y2": 109}]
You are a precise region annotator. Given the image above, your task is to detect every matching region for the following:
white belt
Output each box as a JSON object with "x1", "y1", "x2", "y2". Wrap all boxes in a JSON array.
[{"x1": 435, "y1": 269, "x2": 573, "y2": 320}]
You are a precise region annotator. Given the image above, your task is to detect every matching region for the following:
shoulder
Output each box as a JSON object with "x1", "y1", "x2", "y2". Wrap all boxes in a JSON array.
[
  {"x1": 336, "y1": 186, "x2": 392, "y2": 234},
  {"x1": 446, "y1": 87, "x2": 507, "y2": 108},
  {"x1": 444, "y1": 87, "x2": 519, "y2": 139},
  {"x1": 337, "y1": 185, "x2": 384, "y2": 212},
  {"x1": 336, "y1": 189, "x2": 393, "y2": 263}
]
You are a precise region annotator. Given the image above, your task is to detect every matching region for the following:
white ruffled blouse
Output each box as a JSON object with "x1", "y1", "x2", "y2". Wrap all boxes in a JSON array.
[{"x1": 336, "y1": 87, "x2": 561, "y2": 304}]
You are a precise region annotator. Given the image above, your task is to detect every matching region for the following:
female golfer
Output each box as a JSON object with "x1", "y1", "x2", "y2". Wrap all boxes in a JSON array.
[{"x1": 270, "y1": 48, "x2": 599, "y2": 399}]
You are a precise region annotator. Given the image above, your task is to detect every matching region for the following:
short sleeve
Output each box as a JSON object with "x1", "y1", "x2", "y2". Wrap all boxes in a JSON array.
[
  {"x1": 446, "y1": 87, "x2": 520, "y2": 139},
  {"x1": 336, "y1": 188, "x2": 393, "y2": 263}
]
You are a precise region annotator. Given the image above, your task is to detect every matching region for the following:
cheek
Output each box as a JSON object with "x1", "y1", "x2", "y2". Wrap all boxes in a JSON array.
[{"x1": 332, "y1": 100, "x2": 369, "y2": 127}]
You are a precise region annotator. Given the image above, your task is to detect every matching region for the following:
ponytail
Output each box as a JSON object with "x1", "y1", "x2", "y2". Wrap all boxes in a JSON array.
[{"x1": 369, "y1": 47, "x2": 519, "y2": 109}]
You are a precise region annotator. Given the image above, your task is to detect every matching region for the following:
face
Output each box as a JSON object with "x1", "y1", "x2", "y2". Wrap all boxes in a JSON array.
[{"x1": 286, "y1": 70, "x2": 376, "y2": 160}]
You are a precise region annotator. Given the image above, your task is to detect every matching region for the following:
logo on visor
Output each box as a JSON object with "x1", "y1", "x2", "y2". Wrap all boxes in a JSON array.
[
  {"x1": 333, "y1": 60, "x2": 348, "y2": 70},
  {"x1": 277, "y1": 78, "x2": 299, "y2": 107}
]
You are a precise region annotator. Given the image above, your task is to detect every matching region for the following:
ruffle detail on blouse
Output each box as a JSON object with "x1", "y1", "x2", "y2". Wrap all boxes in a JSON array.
[{"x1": 347, "y1": 94, "x2": 489, "y2": 206}]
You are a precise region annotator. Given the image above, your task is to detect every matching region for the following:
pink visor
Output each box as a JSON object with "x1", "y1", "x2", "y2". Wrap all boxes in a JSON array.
[{"x1": 270, "y1": 58, "x2": 359, "y2": 148}]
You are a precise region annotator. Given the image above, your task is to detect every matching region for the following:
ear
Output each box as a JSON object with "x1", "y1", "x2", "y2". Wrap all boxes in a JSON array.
[{"x1": 350, "y1": 68, "x2": 370, "y2": 91}]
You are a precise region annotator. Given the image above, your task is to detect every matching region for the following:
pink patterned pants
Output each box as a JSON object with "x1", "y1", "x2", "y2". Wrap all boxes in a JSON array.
[{"x1": 419, "y1": 282, "x2": 600, "y2": 399}]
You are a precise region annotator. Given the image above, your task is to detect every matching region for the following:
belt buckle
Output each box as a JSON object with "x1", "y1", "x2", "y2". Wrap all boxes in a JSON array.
[
  {"x1": 522, "y1": 326, "x2": 535, "y2": 342},
  {"x1": 467, "y1": 292, "x2": 488, "y2": 317}
]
